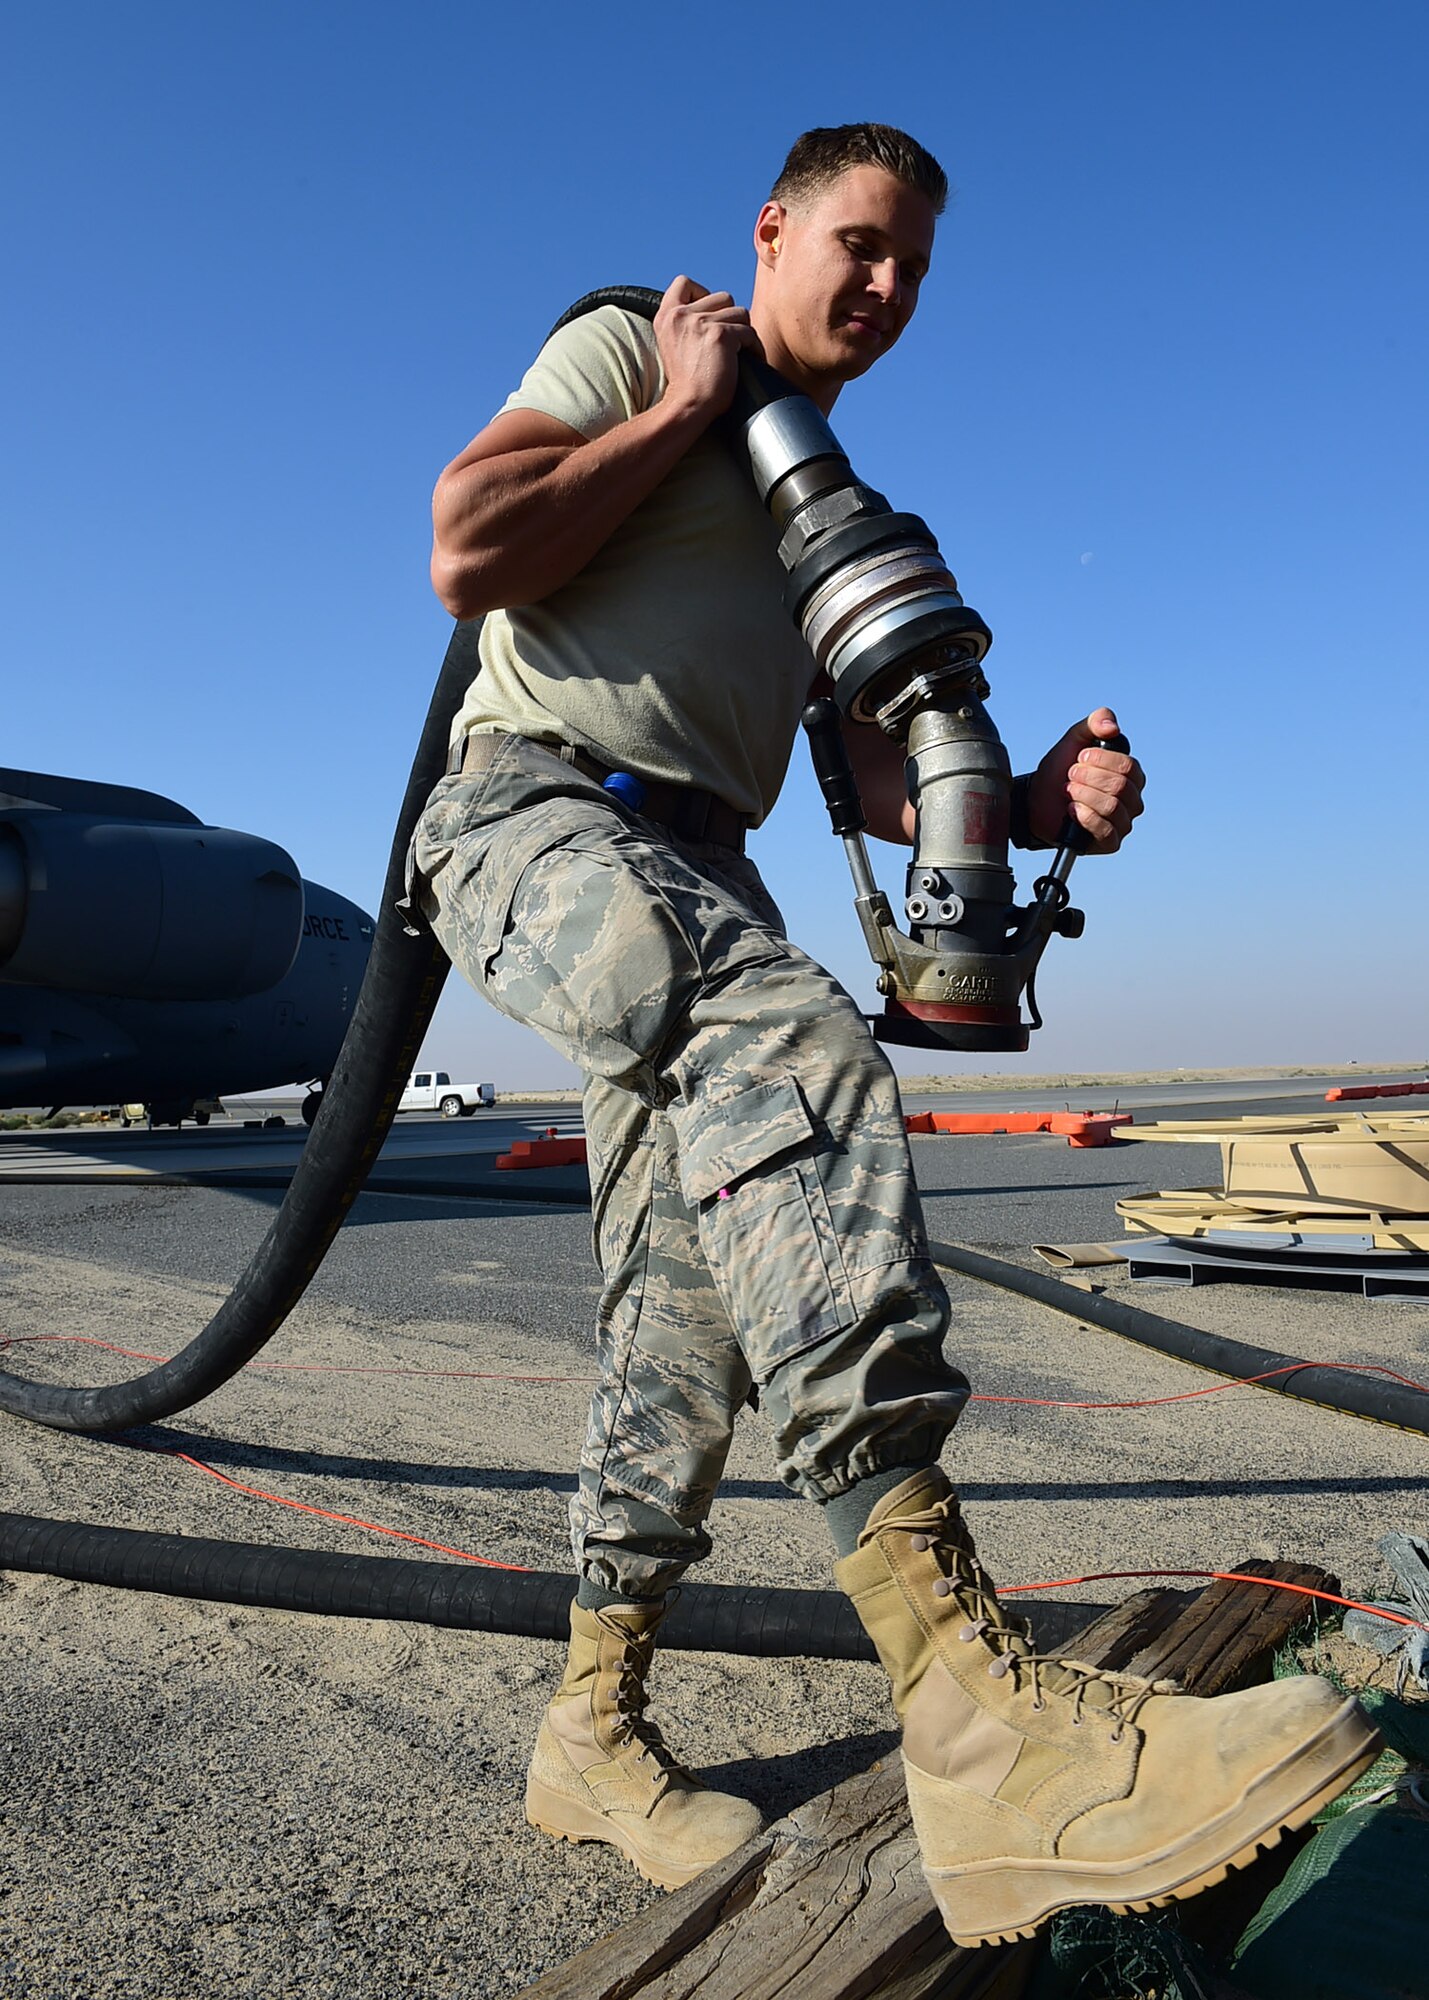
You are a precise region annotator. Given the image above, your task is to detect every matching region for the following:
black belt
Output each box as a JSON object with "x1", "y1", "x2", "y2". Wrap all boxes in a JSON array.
[{"x1": 459, "y1": 733, "x2": 750, "y2": 852}]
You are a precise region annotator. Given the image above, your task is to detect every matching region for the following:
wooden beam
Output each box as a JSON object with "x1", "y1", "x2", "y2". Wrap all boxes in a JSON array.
[
  {"x1": 522, "y1": 1561, "x2": 1336, "y2": 2000},
  {"x1": 1120, "y1": 1560, "x2": 1333, "y2": 1698}
]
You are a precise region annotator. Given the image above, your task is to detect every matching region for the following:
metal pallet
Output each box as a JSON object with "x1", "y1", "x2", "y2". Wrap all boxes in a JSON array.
[{"x1": 1124, "y1": 1231, "x2": 1429, "y2": 1300}]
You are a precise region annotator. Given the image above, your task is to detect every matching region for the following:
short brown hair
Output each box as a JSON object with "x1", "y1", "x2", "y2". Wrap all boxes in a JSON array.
[{"x1": 771, "y1": 123, "x2": 948, "y2": 215}]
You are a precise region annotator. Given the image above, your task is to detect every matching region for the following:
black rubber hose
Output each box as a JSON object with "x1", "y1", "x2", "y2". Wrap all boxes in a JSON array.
[
  {"x1": 548, "y1": 284, "x2": 662, "y2": 337},
  {"x1": 0, "y1": 1513, "x2": 875, "y2": 1659},
  {"x1": 0, "y1": 1513, "x2": 1105, "y2": 1659},
  {"x1": 928, "y1": 1237, "x2": 1429, "y2": 1437},
  {"x1": 0, "y1": 621, "x2": 481, "y2": 1432},
  {"x1": 548, "y1": 287, "x2": 794, "y2": 425}
]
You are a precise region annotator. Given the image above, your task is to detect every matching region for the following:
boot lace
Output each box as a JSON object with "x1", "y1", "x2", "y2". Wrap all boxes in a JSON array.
[
  {"x1": 894, "y1": 1490, "x2": 1161, "y2": 1741},
  {"x1": 599, "y1": 1622, "x2": 700, "y2": 1789}
]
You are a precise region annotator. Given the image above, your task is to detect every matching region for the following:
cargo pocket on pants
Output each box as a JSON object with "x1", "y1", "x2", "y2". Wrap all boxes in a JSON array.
[
  {"x1": 470, "y1": 807, "x2": 599, "y2": 983},
  {"x1": 672, "y1": 1075, "x2": 855, "y2": 1380}
]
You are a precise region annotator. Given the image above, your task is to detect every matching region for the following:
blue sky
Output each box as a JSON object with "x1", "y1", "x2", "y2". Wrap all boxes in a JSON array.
[{"x1": 4, "y1": 2, "x2": 1426, "y2": 1087}]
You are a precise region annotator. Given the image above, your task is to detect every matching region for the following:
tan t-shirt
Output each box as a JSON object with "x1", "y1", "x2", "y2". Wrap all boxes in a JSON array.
[{"x1": 449, "y1": 307, "x2": 817, "y2": 826}]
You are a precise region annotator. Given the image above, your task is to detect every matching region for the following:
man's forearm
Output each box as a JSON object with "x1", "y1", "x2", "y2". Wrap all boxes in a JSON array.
[{"x1": 431, "y1": 397, "x2": 713, "y2": 618}]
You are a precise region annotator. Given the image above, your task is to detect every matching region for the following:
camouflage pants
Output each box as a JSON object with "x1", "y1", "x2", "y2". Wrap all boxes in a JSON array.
[{"x1": 410, "y1": 733, "x2": 969, "y2": 1598}]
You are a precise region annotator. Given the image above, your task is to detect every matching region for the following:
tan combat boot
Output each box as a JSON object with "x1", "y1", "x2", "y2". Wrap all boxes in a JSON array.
[
  {"x1": 837, "y1": 1468, "x2": 1380, "y2": 1947},
  {"x1": 525, "y1": 1600, "x2": 763, "y2": 1889}
]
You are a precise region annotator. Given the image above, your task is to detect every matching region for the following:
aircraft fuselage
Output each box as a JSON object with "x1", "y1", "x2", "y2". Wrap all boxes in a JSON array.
[{"x1": 0, "y1": 769, "x2": 374, "y2": 1112}]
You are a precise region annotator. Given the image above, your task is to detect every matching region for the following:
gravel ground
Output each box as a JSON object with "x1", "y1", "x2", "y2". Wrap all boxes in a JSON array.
[{"x1": 1, "y1": 1118, "x2": 1425, "y2": 1997}]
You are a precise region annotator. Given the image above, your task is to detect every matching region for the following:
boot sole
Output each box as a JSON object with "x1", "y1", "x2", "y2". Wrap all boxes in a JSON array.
[
  {"x1": 920, "y1": 1697, "x2": 1381, "y2": 1948},
  {"x1": 525, "y1": 1774, "x2": 709, "y2": 1892}
]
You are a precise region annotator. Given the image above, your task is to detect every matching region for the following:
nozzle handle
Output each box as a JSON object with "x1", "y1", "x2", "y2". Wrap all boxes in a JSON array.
[
  {"x1": 1061, "y1": 730, "x2": 1130, "y2": 854},
  {"x1": 802, "y1": 698, "x2": 866, "y2": 836}
]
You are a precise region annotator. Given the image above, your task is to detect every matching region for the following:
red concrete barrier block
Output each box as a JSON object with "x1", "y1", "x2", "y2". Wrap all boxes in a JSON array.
[
  {"x1": 495, "y1": 1137, "x2": 589, "y2": 1170},
  {"x1": 1326, "y1": 1082, "x2": 1428, "y2": 1102},
  {"x1": 903, "y1": 1110, "x2": 1132, "y2": 1147}
]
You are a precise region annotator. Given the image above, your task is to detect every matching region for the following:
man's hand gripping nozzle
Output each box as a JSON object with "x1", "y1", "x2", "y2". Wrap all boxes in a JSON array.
[{"x1": 733, "y1": 352, "x2": 1113, "y2": 1051}]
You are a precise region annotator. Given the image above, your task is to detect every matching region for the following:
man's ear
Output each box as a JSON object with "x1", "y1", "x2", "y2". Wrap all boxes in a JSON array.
[{"x1": 752, "y1": 200, "x2": 786, "y2": 270}]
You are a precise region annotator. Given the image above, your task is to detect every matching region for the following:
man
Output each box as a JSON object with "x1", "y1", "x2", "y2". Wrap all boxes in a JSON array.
[{"x1": 417, "y1": 126, "x2": 1374, "y2": 1947}]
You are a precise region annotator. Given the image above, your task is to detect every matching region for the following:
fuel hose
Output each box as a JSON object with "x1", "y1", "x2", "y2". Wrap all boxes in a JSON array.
[
  {"x1": 0, "y1": 1513, "x2": 877, "y2": 1658},
  {"x1": 0, "y1": 1512, "x2": 1112, "y2": 1660},
  {"x1": 928, "y1": 1238, "x2": 1429, "y2": 1438}
]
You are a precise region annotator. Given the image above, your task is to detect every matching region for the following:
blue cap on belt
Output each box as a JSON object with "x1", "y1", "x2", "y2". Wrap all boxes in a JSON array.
[{"x1": 602, "y1": 771, "x2": 646, "y2": 812}]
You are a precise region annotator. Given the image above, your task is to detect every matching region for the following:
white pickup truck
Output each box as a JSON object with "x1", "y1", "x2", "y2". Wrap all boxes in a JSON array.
[{"x1": 399, "y1": 1070, "x2": 496, "y2": 1118}]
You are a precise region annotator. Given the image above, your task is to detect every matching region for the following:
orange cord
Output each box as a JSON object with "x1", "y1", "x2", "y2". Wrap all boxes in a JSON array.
[
  {"x1": 999, "y1": 1567, "x2": 1429, "y2": 1634},
  {"x1": 118, "y1": 1434, "x2": 531, "y2": 1572},
  {"x1": 12, "y1": 1333, "x2": 1427, "y2": 1630}
]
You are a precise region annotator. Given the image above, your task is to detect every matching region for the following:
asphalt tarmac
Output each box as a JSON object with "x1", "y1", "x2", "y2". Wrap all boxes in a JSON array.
[
  {"x1": 3, "y1": 1067, "x2": 1413, "y2": 1215},
  {"x1": 1, "y1": 1076, "x2": 1426, "y2": 1996}
]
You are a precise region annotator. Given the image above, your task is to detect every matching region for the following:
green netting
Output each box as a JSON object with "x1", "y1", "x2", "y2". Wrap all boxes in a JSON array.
[
  {"x1": 1230, "y1": 1802, "x2": 1429, "y2": 1999},
  {"x1": 1232, "y1": 1633, "x2": 1429, "y2": 1994},
  {"x1": 1023, "y1": 1907, "x2": 1219, "y2": 2000}
]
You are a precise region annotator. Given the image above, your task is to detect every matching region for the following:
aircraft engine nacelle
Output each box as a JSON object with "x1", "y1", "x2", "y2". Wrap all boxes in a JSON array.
[{"x1": 0, "y1": 815, "x2": 304, "y2": 1001}]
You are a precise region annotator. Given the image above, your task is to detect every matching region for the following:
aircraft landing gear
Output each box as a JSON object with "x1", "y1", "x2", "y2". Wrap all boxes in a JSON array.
[{"x1": 301, "y1": 1082, "x2": 326, "y2": 1128}]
